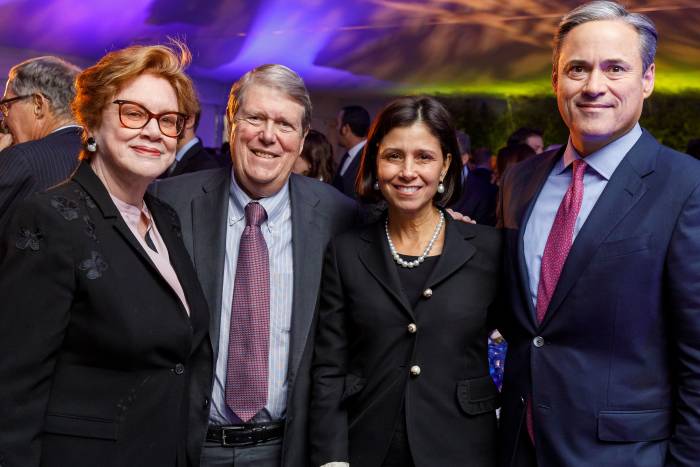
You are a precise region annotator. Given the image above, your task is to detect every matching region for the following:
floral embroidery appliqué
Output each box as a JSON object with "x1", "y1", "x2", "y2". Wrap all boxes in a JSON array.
[
  {"x1": 50, "y1": 196, "x2": 80, "y2": 221},
  {"x1": 76, "y1": 189, "x2": 97, "y2": 209},
  {"x1": 83, "y1": 215, "x2": 97, "y2": 241},
  {"x1": 79, "y1": 251, "x2": 108, "y2": 279},
  {"x1": 16, "y1": 228, "x2": 42, "y2": 251}
]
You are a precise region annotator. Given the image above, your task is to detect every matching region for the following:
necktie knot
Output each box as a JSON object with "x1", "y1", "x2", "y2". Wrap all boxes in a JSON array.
[
  {"x1": 245, "y1": 202, "x2": 267, "y2": 227},
  {"x1": 572, "y1": 159, "x2": 587, "y2": 182}
]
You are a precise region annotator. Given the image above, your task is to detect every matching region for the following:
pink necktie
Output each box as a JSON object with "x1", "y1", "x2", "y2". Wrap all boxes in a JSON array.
[
  {"x1": 527, "y1": 159, "x2": 587, "y2": 442},
  {"x1": 225, "y1": 202, "x2": 270, "y2": 422}
]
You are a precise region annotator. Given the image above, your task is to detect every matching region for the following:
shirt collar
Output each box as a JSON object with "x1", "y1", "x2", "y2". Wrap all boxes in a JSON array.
[
  {"x1": 347, "y1": 139, "x2": 367, "y2": 159},
  {"x1": 109, "y1": 194, "x2": 152, "y2": 231},
  {"x1": 559, "y1": 123, "x2": 642, "y2": 179},
  {"x1": 51, "y1": 124, "x2": 82, "y2": 134},
  {"x1": 228, "y1": 167, "x2": 290, "y2": 231},
  {"x1": 175, "y1": 136, "x2": 199, "y2": 162}
]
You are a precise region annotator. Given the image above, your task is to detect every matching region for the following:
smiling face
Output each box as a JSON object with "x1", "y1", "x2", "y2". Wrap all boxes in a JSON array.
[
  {"x1": 554, "y1": 19, "x2": 655, "y2": 155},
  {"x1": 376, "y1": 122, "x2": 451, "y2": 217},
  {"x1": 91, "y1": 73, "x2": 179, "y2": 191},
  {"x1": 229, "y1": 83, "x2": 306, "y2": 198}
]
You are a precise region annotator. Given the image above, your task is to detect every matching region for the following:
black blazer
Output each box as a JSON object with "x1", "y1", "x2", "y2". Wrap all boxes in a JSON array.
[
  {"x1": 0, "y1": 126, "x2": 82, "y2": 227},
  {"x1": 0, "y1": 163, "x2": 212, "y2": 467},
  {"x1": 310, "y1": 215, "x2": 502, "y2": 467},
  {"x1": 497, "y1": 130, "x2": 700, "y2": 467}
]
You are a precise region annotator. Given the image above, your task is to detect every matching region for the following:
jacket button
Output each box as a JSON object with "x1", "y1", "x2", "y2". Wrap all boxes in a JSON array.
[
  {"x1": 174, "y1": 363, "x2": 185, "y2": 375},
  {"x1": 407, "y1": 323, "x2": 417, "y2": 334},
  {"x1": 203, "y1": 397, "x2": 210, "y2": 409},
  {"x1": 533, "y1": 336, "x2": 545, "y2": 348},
  {"x1": 410, "y1": 365, "x2": 421, "y2": 377},
  {"x1": 422, "y1": 288, "x2": 433, "y2": 298}
]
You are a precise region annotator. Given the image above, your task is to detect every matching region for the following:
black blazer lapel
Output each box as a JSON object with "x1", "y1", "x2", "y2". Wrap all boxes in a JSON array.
[
  {"x1": 515, "y1": 150, "x2": 562, "y2": 326},
  {"x1": 287, "y1": 175, "x2": 326, "y2": 383},
  {"x1": 73, "y1": 162, "x2": 163, "y2": 275},
  {"x1": 190, "y1": 169, "x2": 230, "y2": 357},
  {"x1": 542, "y1": 133, "x2": 656, "y2": 326},
  {"x1": 424, "y1": 216, "x2": 476, "y2": 290},
  {"x1": 357, "y1": 220, "x2": 413, "y2": 318}
]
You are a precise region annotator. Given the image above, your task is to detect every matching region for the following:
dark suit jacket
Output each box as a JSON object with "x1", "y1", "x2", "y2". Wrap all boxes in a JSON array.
[
  {"x1": 152, "y1": 169, "x2": 358, "y2": 467},
  {"x1": 331, "y1": 151, "x2": 361, "y2": 199},
  {"x1": 0, "y1": 126, "x2": 82, "y2": 227},
  {"x1": 451, "y1": 170, "x2": 498, "y2": 226},
  {"x1": 497, "y1": 130, "x2": 700, "y2": 467},
  {"x1": 0, "y1": 163, "x2": 212, "y2": 467},
  {"x1": 167, "y1": 139, "x2": 224, "y2": 178},
  {"x1": 310, "y1": 216, "x2": 501, "y2": 467}
]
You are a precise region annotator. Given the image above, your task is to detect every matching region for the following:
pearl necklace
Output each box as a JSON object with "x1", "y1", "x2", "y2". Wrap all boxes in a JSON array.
[{"x1": 385, "y1": 210, "x2": 445, "y2": 268}]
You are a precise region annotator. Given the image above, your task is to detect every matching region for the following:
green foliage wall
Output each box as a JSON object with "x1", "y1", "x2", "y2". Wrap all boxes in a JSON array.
[{"x1": 439, "y1": 93, "x2": 700, "y2": 153}]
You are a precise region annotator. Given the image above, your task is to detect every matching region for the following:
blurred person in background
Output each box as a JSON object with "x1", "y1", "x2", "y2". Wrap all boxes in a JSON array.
[
  {"x1": 0, "y1": 42, "x2": 212, "y2": 467},
  {"x1": 332, "y1": 105, "x2": 370, "y2": 199},
  {"x1": 507, "y1": 127, "x2": 544, "y2": 155},
  {"x1": 160, "y1": 104, "x2": 222, "y2": 178},
  {"x1": 494, "y1": 143, "x2": 536, "y2": 186},
  {"x1": 0, "y1": 56, "x2": 82, "y2": 226},
  {"x1": 292, "y1": 129, "x2": 335, "y2": 182}
]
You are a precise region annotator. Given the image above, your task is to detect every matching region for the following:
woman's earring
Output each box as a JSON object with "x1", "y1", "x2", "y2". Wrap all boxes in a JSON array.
[
  {"x1": 437, "y1": 180, "x2": 445, "y2": 194},
  {"x1": 86, "y1": 137, "x2": 97, "y2": 153},
  {"x1": 373, "y1": 181, "x2": 380, "y2": 190}
]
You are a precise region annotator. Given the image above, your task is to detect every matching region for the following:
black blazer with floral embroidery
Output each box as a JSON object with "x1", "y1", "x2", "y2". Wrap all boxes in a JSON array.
[{"x1": 0, "y1": 162, "x2": 212, "y2": 467}]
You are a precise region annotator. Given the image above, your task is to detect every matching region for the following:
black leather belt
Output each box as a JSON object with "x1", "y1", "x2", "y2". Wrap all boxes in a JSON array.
[{"x1": 206, "y1": 421, "x2": 285, "y2": 447}]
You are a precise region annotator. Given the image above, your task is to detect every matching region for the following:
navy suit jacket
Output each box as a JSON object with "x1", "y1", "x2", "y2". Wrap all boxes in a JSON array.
[
  {"x1": 497, "y1": 129, "x2": 700, "y2": 467},
  {"x1": 0, "y1": 126, "x2": 81, "y2": 227}
]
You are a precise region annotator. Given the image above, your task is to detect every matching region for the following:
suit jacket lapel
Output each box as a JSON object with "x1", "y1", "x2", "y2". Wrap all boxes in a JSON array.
[
  {"x1": 542, "y1": 133, "x2": 655, "y2": 326},
  {"x1": 424, "y1": 216, "x2": 476, "y2": 290},
  {"x1": 191, "y1": 169, "x2": 230, "y2": 357},
  {"x1": 358, "y1": 219, "x2": 414, "y2": 318},
  {"x1": 287, "y1": 175, "x2": 325, "y2": 383},
  {"x1": 515, "y1": 151, "x2": 562, "y2": 327}
]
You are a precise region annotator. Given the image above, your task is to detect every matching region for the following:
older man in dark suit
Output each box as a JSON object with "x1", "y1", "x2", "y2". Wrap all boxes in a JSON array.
[
  {"x1": 0, "y1": 56, "x2": 82, "y2": 226},
  {"x1": 153, "y1": 64, "x2": 357, "y2": 467},
  {"x1": 498, "y1": 2, "x2": 700, "y2": 466}
]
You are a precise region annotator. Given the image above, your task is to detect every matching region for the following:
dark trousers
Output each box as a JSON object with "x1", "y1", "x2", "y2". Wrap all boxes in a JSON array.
[{"x1": 200, "y1": 437, "x2": 282, "y2": 467}]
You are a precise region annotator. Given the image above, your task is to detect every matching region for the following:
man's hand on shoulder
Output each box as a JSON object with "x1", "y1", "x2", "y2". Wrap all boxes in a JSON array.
[{"x1": 447, "y1": 208, "x2": 476, "y2": 224}]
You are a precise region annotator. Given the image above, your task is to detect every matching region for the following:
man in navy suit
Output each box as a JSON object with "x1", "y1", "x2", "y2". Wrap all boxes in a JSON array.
[
  {"x1": 498, "y1": 2, "x2": 700, "y2": 466},
  {"x1": 0, "y1": 56, "x2": 82, "y2": 226},
  {"x1": 331, "y1": 105, "x2": 370, "y2": 199}
]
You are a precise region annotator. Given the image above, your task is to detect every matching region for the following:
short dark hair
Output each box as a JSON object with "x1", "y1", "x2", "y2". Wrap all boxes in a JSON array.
[
  {"x1": 357, "y1": 96, "x2": 462, "y2": 207},
  {"x1": 507, "y1": 127, "x2": 543, "y2": 147},
  {"x1": 340, "y1": 105, "x2": 371, "y2": 138}
]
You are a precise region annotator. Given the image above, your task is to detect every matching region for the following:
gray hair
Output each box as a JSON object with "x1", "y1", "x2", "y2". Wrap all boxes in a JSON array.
[
  {"x1": 553, "y1": 1, "x2": 657, "y2": 74},
  {"x1": 226, "y1": 64, "x2": 312, "y2": 133},
  {"x1": 8, "y1": 56, "x2": 81, "y2": 120}
]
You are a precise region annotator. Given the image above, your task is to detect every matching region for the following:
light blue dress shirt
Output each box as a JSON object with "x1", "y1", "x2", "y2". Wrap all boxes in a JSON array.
[
  {"x1": 523, "y1": 124, "x2": 642, "y2": 309},
  {"x1": 209, "y1": 170, "x2": 294, "y2": 425}
]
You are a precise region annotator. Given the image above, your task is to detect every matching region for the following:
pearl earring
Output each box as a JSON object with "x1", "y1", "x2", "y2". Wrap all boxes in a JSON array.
[
  {"x1": 373, "y1": 181, "x2": 380, "y2": 190},
  {"x1": 86, "y1": 137, "x2": 97, "y2": 153},
  {"x1": 437, "y1": 181, "x2": 445, "y2": 194}
]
